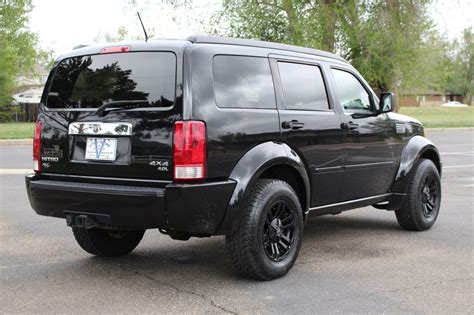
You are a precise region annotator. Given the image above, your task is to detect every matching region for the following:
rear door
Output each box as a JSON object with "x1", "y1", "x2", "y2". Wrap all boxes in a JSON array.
[
  {"x1": 39, "y1": 48, "x2": 182, "y2": 181},
  {"x1": 270, "y1": 57, "x2": 345, "y2": 207}
]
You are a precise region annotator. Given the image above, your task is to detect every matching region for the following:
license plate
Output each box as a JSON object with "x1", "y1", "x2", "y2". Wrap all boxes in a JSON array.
[{"x1": 85, "y1": 137, "x2": 117, "y2": 161}]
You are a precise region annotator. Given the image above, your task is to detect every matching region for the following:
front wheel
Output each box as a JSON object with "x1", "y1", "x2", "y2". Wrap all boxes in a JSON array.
[
  {"x1": 395, "y1": 159, "x2": 441, "y2": 231},
  {"x1": 72, "y1": 228, "x2": 145, "y2": 257},
  {"x1": 226, "y1": 179, "x2": 304, "y2": 280}
]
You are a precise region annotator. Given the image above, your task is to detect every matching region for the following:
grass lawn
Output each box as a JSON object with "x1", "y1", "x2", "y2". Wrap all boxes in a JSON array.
[
  {"x1": 399, "y1": 106, "x2": 474, "y2": 128},
  {"x1": 0, "y1": 122, "x2": 34, "y2": 139},
  {"x1": 0, "y1": 107, "x2": 472, "y2": 139}
]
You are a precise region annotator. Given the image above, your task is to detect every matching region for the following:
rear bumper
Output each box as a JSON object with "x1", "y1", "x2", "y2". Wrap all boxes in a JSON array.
[{"x1": 25, "y1": 174, "x2": 236, "y2": 234}]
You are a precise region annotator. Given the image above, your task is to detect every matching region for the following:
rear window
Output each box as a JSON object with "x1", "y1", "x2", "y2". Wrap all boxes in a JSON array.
[
  {"x1": 213, "y1": 55, "x2": 276, "y2": 109},
  {"x1": 46, "y1": 52, "x2": 176, "y2": 109},
  {"x1": 278, "y1": 62, "x2": 330, "y2": 111}
]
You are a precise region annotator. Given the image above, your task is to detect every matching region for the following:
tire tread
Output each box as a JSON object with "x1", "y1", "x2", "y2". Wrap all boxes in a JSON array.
[
  {"x1": 226, "y1": 179, "x2": 302, "y2": 280},
  {"x1": 395, "y1": 158, "x2": 441, "y2": 231},
  {"x1": 72, "y1": 228, "x2": 144, "y2": 257}
]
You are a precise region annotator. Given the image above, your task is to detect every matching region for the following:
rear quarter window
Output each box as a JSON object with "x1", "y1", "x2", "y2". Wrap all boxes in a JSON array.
[{"x1": 213, "y1": 55, "x2": 276, "y2": 109}]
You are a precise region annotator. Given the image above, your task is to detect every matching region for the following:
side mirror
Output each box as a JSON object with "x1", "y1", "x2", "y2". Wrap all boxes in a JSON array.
[{"x1": 379, "y1": 92, "x2": 395, "y2": 113}]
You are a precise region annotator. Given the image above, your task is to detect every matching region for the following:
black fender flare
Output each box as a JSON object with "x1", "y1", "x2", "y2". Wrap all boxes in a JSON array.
[
  {"x1": 216, "y1": 141, "x2": 311, "y2": 234},
  {"x1": 389, "y1": 135, "x2": 441, "y2": 209}
]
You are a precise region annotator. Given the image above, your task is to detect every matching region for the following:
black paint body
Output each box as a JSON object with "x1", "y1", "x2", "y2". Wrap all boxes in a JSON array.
[{"x1": 25, "y1": 37, "x2": 442, "y2": 236}]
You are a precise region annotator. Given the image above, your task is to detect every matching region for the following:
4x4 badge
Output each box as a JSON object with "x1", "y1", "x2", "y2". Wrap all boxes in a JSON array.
[{"x1": 149, "y1": 160, "x2": 169, "y2": 172}]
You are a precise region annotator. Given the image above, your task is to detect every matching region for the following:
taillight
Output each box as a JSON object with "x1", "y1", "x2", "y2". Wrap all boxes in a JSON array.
[
  {"x1": 100, "y1": 46, "x2": 130, "y2": 54},
  {"x1": 173, "y1": 121, "x2": 206, "y2": 182},
  {"x1": 33, "y1": 121, "x2": 42, "y2": 173}
]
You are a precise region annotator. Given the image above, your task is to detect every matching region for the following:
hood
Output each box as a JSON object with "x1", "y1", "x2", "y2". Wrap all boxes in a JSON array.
[{"x1": 388, "y1": 112, "x2": 423, "y2": 126}]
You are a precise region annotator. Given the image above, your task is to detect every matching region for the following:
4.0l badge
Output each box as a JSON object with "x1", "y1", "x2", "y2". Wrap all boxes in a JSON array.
[{"x1": 149, "y1": 160, "x2": 169, "y2": 172}]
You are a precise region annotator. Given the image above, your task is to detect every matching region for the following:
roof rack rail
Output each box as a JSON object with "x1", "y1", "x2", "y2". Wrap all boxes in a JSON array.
[{"x1": 186, "y1": 36, "x2": 346, "y2": 62}]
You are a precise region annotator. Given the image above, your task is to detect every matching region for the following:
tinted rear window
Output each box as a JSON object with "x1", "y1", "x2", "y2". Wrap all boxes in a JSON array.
[
  {"x1": 278, "y1": 62, "x2": 329, "y2": 111},
  {"x1": 213, "y1": 55, "x2": 276, "y2": 109},
  {"x1": 46, "y1": 52, "x2": 176, "y2": 109}
]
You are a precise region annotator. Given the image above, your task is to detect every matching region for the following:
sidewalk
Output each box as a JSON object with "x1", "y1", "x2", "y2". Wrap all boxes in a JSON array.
[
  {"x1": 0, "y1": 139, "x2": 32, "y2": 146},
  {"x1": 0, "y1": 127, "x2": 471, "y2": 146}
]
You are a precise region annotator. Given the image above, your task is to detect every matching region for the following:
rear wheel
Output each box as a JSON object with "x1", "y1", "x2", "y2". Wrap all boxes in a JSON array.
[
  {"x1": 72, "y1": 228, "x2": 145, "y2": 257},
  {"x1": 226, "y1": 179, "x2": 303, "y2": 280},
  {"x1": 395, "y1": 159, "x2": 441, "y2": 231}
]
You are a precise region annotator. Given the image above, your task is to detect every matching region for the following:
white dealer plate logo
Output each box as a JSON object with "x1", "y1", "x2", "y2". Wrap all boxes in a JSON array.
[{"x1": 85, "y1": 137, "x2": 117, "y2": 161}]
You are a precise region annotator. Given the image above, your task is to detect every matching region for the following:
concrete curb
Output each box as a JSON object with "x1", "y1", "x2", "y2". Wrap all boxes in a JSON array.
[
  {"x1": 0, "y1": 139, "x2": 32, "y2": 146},
  {"x1": 425, "y1": 127, "x2": 473, "y2": 132},
  {"x1": 0, "y1": 128, "x2": 471, "y2": 146}
]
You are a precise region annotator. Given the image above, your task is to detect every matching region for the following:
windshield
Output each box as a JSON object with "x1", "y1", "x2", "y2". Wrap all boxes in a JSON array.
[{"x1": 46, "y1": 52, "x2": 176, "y2": 109}]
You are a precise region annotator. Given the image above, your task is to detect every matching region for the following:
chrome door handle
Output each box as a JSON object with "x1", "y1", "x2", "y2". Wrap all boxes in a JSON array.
[
  {"x1": 341, "y1": 122, "x2": 359, "y2": 130},
  {"x1": 282, "y1": 120, "x2": 305, "y2": 130}
]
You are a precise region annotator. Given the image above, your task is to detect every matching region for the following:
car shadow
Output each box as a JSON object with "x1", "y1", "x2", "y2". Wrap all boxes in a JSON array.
[
  {"x1": 68, "y1": 211, "x2": 403, "y2": 282},
  {"x1": 304, "y1": 213, "x2": 401, "y2": 237}
]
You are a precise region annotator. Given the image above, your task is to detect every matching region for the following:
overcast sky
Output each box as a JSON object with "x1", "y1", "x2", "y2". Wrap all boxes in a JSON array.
[{"x1": 29, "y1": 0, "x2": 474, "y2": 57}]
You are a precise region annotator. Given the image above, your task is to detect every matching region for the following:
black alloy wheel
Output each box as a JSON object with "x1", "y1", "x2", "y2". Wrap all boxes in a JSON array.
[
  {"x1": 420, "y1": 174, "x2": 439, "y2": 219},
  {"x1": 263, "y1": 200, "x2": 296, "y2": 262}
]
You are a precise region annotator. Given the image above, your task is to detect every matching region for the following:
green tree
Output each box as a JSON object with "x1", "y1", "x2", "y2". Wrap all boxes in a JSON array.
[
  {"x1": 338, "y1": 0, "x2": 434, "y2": 109},
  {"x1": 446, "y1": 27, "x2": 473, "y2": 105},
  {"x1": 37, "y1": 48, "x2": 56, "y2": 70},
  {"x1": 0, "y1": 0, "x2": 38, "y2": 105},
  {"x1": 93, "y1": 25, "x2": 153, "y2": 43},
  {"x1": 214, "y1": 0, "x2": 334, "y2": 50},
  {"x1": 213, "y1": 0, "x2": 436, "y2": 111}
]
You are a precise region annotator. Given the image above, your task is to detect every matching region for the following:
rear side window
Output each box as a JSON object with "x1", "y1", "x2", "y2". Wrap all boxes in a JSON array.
[
  {"x1": 278, "y1": 62, "x2": 330, "y2": 111},
  {"x1": 46, "y1": 52, "x2": 176, "y2": 109},
  {"x1": 213, "y1": 55, "x2": 276, "y2": 109}
]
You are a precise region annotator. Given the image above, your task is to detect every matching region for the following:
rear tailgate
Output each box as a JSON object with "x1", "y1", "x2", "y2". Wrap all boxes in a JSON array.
[{"x1": 38, "y1": 46, "x2": 183, "y2": 181}]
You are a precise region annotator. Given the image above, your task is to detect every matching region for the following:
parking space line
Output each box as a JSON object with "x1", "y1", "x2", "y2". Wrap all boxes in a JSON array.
[
  {"x1": 441, "y1": 151, "x2": 474, "y2": 155},
  {"x1": 443, "y1": 164, "x2": 474, "y2": 170},
  {"x1": 0, "y1": 169, "x2": 32, "y2": 175},
  {"x1": 437, "y1": 143, "x2": 474, "y2": 148}
]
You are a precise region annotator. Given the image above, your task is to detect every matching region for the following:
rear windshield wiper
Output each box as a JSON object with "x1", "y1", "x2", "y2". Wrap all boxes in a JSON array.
[{"x1": 95, "y1": 100, "x2": 150, "y2": 117}]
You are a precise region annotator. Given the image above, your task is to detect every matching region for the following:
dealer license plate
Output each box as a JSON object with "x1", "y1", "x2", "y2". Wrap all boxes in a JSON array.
[{"x1": 85, "y1": 137, "x2": 117, "y2": 161}]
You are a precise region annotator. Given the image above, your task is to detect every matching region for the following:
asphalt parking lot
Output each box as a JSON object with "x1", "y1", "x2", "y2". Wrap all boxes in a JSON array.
[{"x1": 1, "y1": 129, "x2": 473, "y2": 314}]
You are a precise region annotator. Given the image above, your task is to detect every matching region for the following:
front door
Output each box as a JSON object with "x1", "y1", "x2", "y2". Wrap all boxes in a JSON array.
[
  {"x1": 329, "y1": 67, "x2": 398, "y2": 201},
  {"x1": 271, "y1": 58, "x2": 345, "y2": 207}
]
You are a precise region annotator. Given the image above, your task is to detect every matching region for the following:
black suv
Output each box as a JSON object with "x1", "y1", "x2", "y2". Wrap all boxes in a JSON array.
[{"x1": 26, "y1": 36, "x2": 442, "y2": 280}]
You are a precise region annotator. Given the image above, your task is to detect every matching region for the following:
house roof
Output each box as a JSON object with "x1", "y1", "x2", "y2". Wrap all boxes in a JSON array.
[
  {"x1": 401, "y1": 89, "x2": 462, "y2": 96},
  {"x1": 33, "y1": 64, "x2": 48, "y2": 76},
  {"x1": 12, "y1": 88, "x2": 43, "y2": 104}
]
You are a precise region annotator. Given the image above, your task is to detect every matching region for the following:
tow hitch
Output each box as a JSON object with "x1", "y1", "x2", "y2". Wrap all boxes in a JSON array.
[{"x1": 65, "y1": 211, "x2": 112, "y2": 229}]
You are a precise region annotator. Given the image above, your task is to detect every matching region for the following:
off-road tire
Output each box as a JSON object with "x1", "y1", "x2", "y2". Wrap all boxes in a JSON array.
[
  {"x1": 226, "y1": 179, "x2": 304, "y2": 280},
  {"x1": 72, "y1": 228, "x2": 145, "y2": 257},
  {"x1": 395, "y1": 159, "x2": 441, "y2": 231}
]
